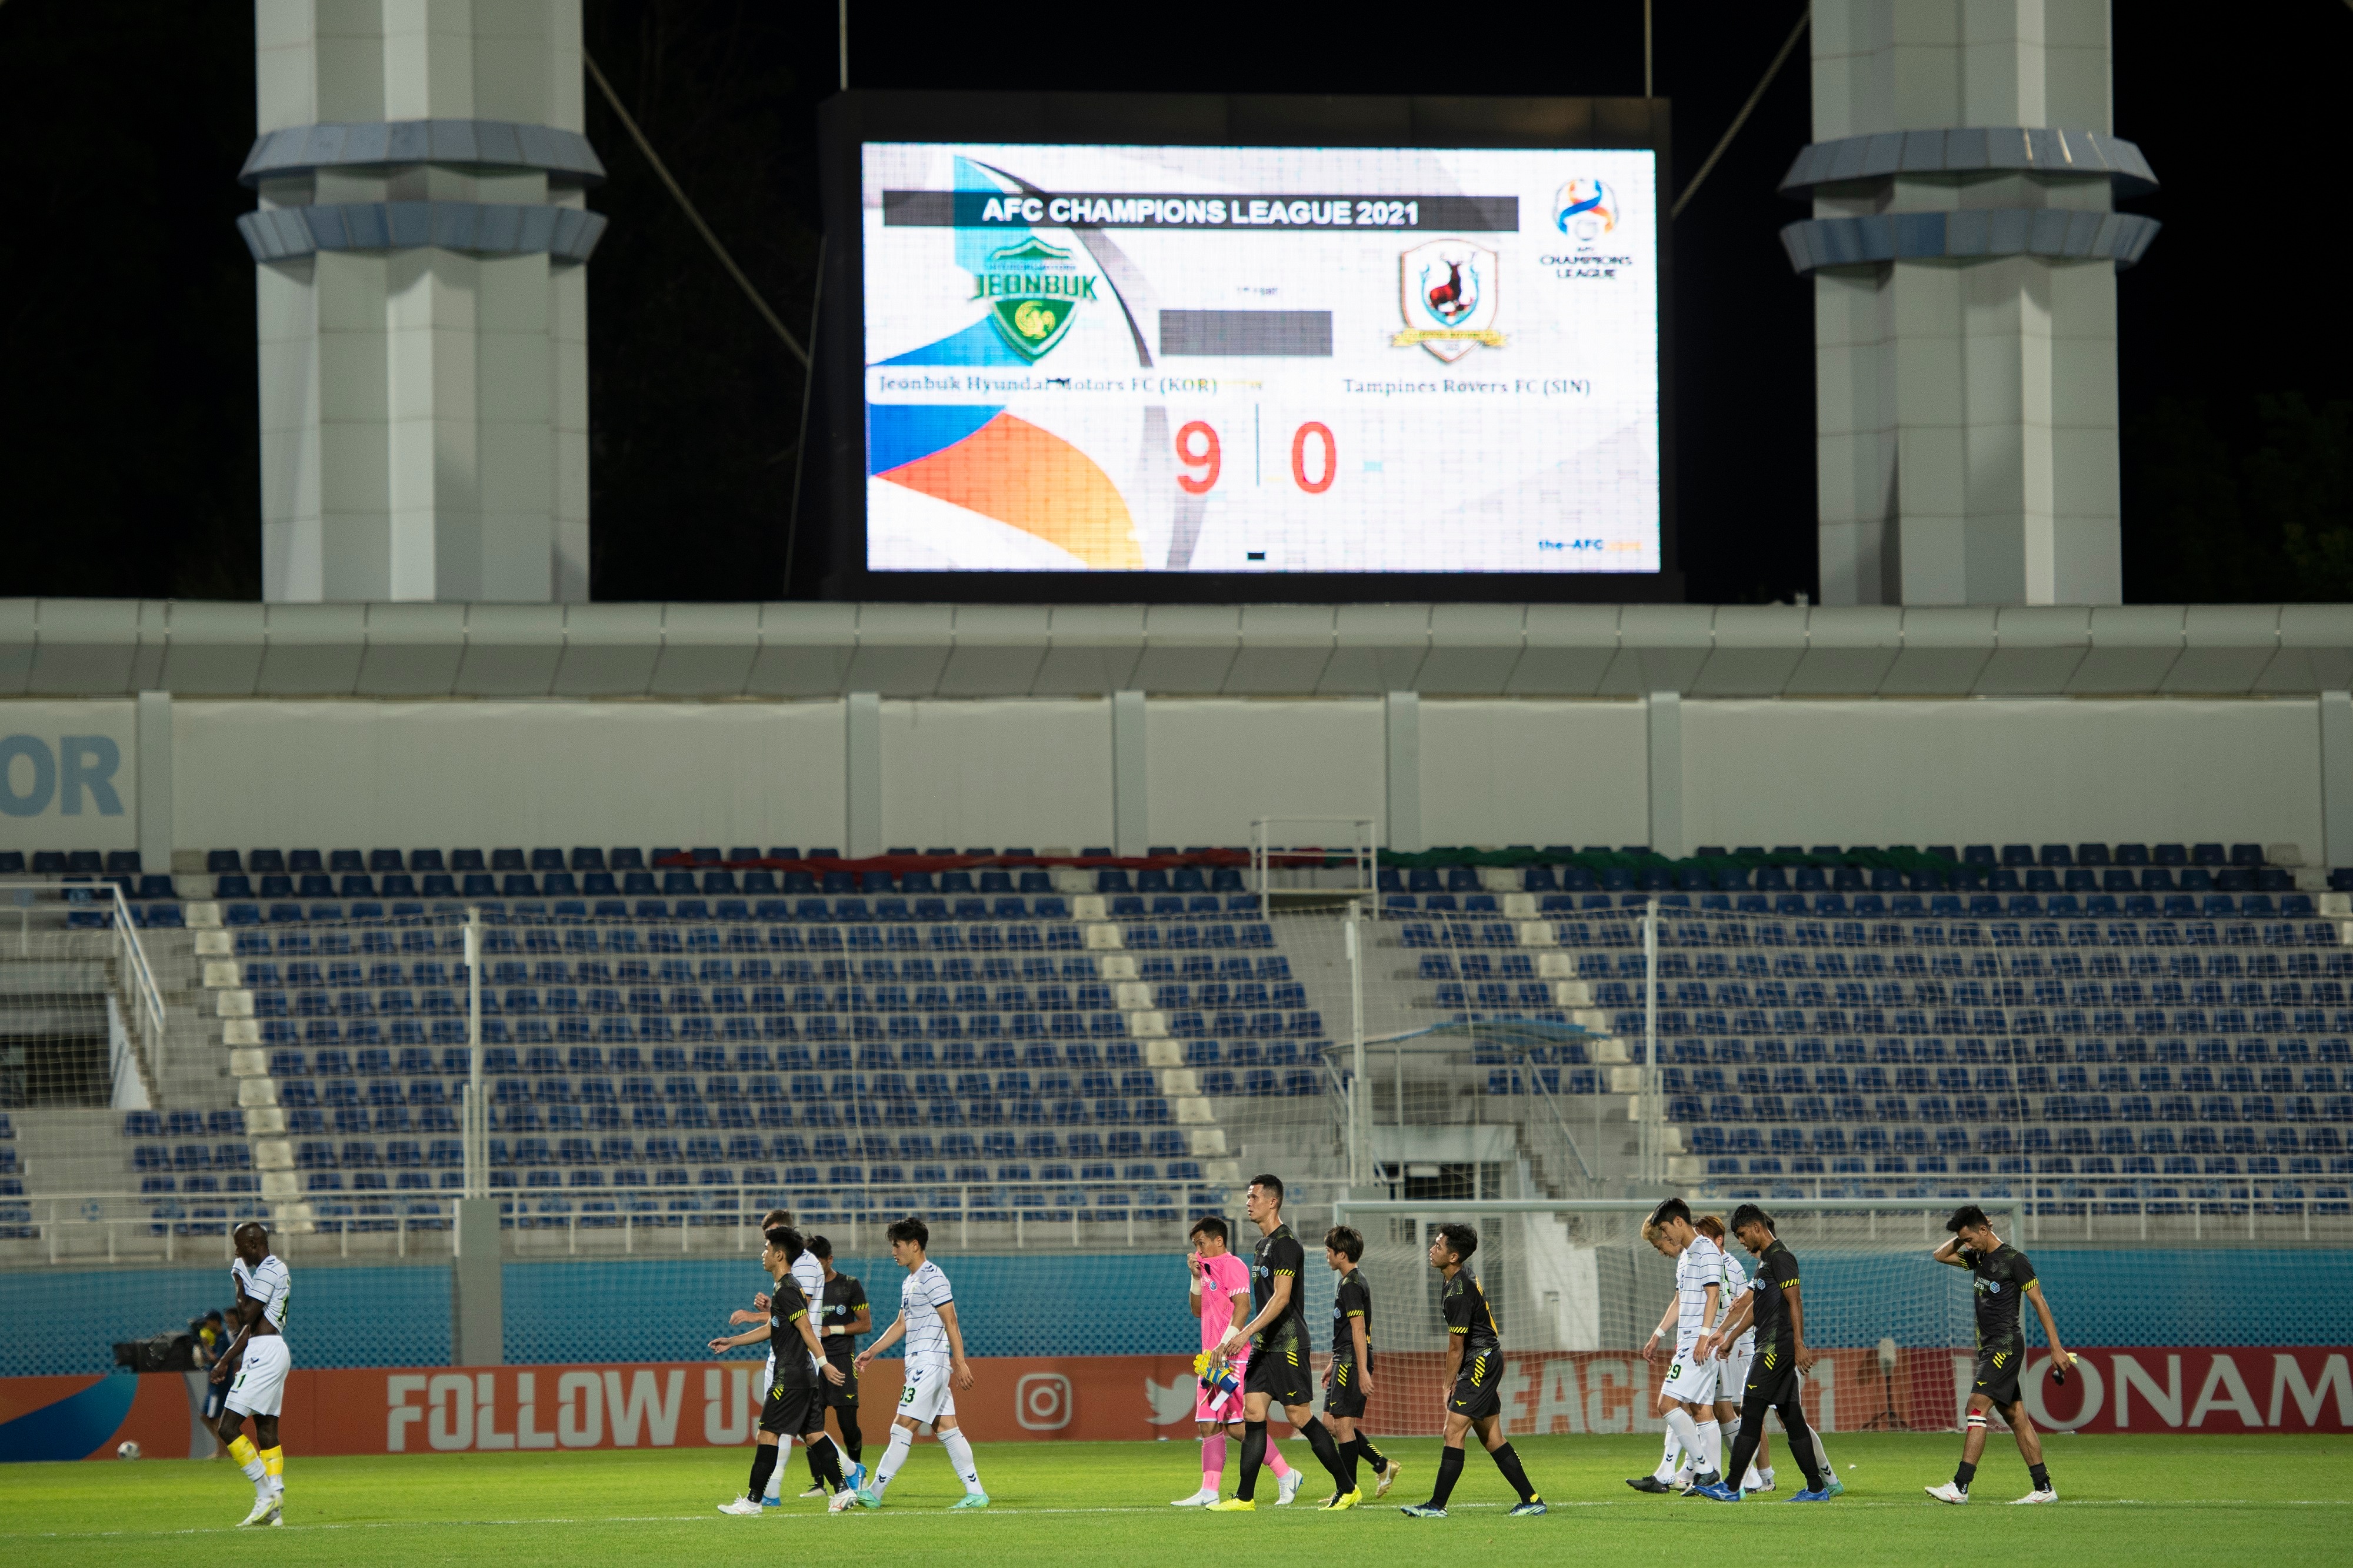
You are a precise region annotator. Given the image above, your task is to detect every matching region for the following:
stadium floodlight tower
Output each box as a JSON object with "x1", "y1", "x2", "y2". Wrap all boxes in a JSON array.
[
  {"x1": 1782, "y1": 1, "x2": 2159, "y2": 606},
  {"x1": 239, "y1": 1, "x2": 604, "y2": 602}
]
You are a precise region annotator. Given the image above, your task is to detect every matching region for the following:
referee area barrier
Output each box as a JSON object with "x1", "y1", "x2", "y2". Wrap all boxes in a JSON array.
[{"x1": 5, "y1": 1344, "x2": 2348, "y2": 1462}]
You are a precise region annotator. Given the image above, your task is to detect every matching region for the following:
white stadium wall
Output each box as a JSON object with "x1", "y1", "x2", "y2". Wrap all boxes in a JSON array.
[{"x1": 2, "y1": 691, "x2": 2345, "y2": 865}]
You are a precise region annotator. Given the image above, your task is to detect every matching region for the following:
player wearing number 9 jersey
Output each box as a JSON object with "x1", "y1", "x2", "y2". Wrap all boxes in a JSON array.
[{"x1": 1398, "y1": 1223, "x2": 1545, "y2": 1519}]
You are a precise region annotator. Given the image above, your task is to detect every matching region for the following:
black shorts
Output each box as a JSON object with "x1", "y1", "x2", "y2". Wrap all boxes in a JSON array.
[
  {"x1": 1972, "y1": 1349, "x2": 2024, "y2": 1409},
  {"x1": 1323, "y1": 1357, "x2": 1367, "y2": 1420},
  {"x1": 822, "y1": 1359, "x2": 859, "y2": 1410},
  {"x1": 1244, "y1": 1337, "x2": 1317, "y2": 1406},
  {"x1": 759, "y1": 1379, "x2": 826, "y2": 1438},
  {"x1": 1446, "y1": 1347, "x2": 1502, "y2": 1421},
  {"x1": 1742, "y1": 1346, "x2": 1801, "y2": 1411}
]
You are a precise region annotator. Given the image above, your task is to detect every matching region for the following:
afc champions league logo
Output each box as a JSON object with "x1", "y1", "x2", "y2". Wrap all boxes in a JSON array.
[
  {"x1": 1554, "y1": 177, "x2": 1618, "y2": 241},
  {"x1": 1394, "y1": 238, "x2": 1504, "y2": 363}
]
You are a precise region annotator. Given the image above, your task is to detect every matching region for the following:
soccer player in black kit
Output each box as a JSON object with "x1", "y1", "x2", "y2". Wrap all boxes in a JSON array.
[
  {"x1": 795, "y1": 1235, "x2": 871, "y2": 1498},
  {"x1": 1317, "y1": 1225, "x2": 1402, "y2": 1507},
  {"x1": 1691, "y1": 1203, "x2": 1834, "y2": 1502},
  {"x1": 1399, "y1": 1223, "x2": 1545, "y2": 1518},
  {"x1": 711, "y1": 1226, "x2": 848, "y2": 1513},
  {"x1": 1924, "y1": 1204, "x2": 2074, "y2": 1505},
  {"x1": 1205, "y1": 1174, "x2": 1355, "y2": 1511}
]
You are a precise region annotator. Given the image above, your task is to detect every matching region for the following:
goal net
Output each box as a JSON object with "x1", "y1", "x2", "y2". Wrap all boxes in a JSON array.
[{"x1": 1323, "y1": 1196, "x2": 2028, "y2": 1439}]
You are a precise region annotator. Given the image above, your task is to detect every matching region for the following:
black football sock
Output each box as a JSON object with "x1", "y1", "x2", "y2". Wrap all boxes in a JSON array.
[
  {"x1": 806, "y1": 1436, "x2": 826, "y2": 1484},
  {"x1": 1954, "y1": 1460, "x2": 1978, "y2": 1492},
  {"x1": 1301, "y1": 1417, "x2": 1351, "y2": 1490},
  {"x1": 814, "y1": 1434, "x2": 844, "y2": 1490},
  {"x1": 1775, "y1": 1399, "x2": 1825, "y2": 1492},
  {"x1": 1489, "y1": 1441, "x2": 1539, "y2": 1503},
  {"x1": 839, "y1": 1409, "x2": 864, "y2": 1466},
  {"x1": 747, "y1": 1442, "x2": 779, "y2": 1500},
  {"x1": 1358, "y1": 1436, "x2": 1390, "y2": 1474},
  {"x1": 1339, "y1": 1436, "x2": 1361, "y2": 1490},
  {"x1": 2029, "y1": 1462, "x2": 2050, "y2": 1492},
  {"x1": 1237, "y1": 1420, "x2": 1268, "y2": 1502},
  {"x1": 1427, "y1": 1446, "x2": 1465, "y2": 1509}
]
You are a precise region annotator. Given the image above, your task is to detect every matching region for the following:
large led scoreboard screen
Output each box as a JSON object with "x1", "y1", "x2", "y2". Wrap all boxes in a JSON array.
[{"x1": 824, "y1": 95, "x2": 1670, "y2": 595}]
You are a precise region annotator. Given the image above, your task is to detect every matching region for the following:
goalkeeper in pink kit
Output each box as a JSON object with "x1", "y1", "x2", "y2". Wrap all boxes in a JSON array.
[{"x1": 1174, "y1": 1215, "x2": 1304, "y2": 1506}]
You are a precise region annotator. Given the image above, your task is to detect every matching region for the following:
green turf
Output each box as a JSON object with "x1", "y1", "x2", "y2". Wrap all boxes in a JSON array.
[{"x1": 6, "y1": 1433, "x2": 2347, "y2": 1566}]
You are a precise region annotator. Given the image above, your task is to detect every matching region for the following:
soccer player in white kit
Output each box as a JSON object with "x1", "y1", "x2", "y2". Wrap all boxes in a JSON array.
[
  {"x1": 210, "y1": 1221, "x2": 292, "y2": 1527},
  {"x1": 1629, "y1": 1198, "x2": 1725, "y2": 1495},
  {"x1": 842, "y1": 1216, "x2": 988, "y2": 1510},
  {"x1": 733, "y1": 1207, "x2": 864, "y2": 1504}
]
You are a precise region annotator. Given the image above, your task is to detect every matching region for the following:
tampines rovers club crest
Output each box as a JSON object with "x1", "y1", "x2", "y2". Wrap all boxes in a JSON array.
[{"x1": 1395, "y1": 238, "x2": 1504, "y2": 363}]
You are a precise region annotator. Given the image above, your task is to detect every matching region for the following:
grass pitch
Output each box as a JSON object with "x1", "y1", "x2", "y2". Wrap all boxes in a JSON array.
[{"x1": 6, "y1": 1433, "x2": 2344, "y2": 1567}]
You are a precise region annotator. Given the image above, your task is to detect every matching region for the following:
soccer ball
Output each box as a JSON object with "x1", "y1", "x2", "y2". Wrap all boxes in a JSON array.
[{"x1": 116, "y1": 1441, "x2": 141, "y2": 1460}]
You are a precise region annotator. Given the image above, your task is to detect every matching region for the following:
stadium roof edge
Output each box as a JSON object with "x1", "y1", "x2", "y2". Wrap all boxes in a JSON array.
[{"x1": 1, "y1": 599, "x2": 2348, "y2": 702}]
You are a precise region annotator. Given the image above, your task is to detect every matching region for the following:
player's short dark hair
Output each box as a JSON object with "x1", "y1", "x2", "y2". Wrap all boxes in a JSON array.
[
  {"x1": 1947, "y1": 1203, "x2": 1990, "y2": 1233},
  {"x1": 761, "y1": 1207, "x2": 793, "y2": 1229},
  {"x1": 1434, "y1": 1222, "x2": 1478, "y2": 1262},
  {"x1": 1249, "y1": 1173, "x2": 1284, "y2": 1208},
  {"x1": 1324, "y1": 1225, "x2": 1364, "y2": 1262},
  {"x1": 1188, "y1": 1215, "x2": 1228, "y2": 1243},
  {"x1": 1729, "y1": 1203, "x2": 1774, "y2": 1235},
  {"x1": 202, "y1": 1308, "x2": 224, "y2": 1323},
  {"x1": 765, "y1": 1225, "x2": 804, "y2": 1260},
  {"x1": 886, "y1": 1215, "x2": 930, "y2": 1249},
  {"x1": 1647, "y1": 1197, "x2": 1691, "y2": 1229},
  {"x1": 809, "y1": 1234, "x2": 832, "y2": 1260}
]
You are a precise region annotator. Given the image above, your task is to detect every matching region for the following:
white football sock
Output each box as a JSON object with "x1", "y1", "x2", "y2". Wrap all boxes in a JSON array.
[
  {"x1": 1654, "y1": 1427, "x2": 1681, "y2": 1480},
  {"x1": 764, "y1": 1437, "x2": 788, "y2": 1500},
  {"x1": 1720, "y1": 1416, "x2": 1741, "y2": 1474},
  {"x1": 1809, "y1": 1426, "x2": 1834, "y2": 1478},
  {"x1": 1696, "y1": 1420, "x2": 1721, "y2": 1478},
  {"x1": 1664, "y1": 1407, "x2": 1703, "y2": 1476},
  {"x1": 870, "y1": 1425, "x2": 915, "y2": 1498},
  {"x1": 939, "y1": 1427, "x2": 984, "y2": 1493}
]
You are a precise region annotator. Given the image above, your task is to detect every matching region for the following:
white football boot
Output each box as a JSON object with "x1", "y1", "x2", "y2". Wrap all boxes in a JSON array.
[
  {"x1": 1277, "y1": 1467, "x2": 1304, "y2": 1505},
  {"x1": 1923, "y1": 1482, "x2": 1969, "y2": 1504},
  {"x1": 1171, "y1": 1487, "x2": 1218, "y2": 1506},
  {"x1": 718, "y1": 1496, "x2": 766, "y2": 1515},
  {"x1": 2011, "y1": 1487, "x2": 2058, "y2": 1504}
]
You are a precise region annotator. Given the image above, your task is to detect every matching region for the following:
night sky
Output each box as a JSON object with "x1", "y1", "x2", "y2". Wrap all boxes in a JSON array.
[{"x1": 1, "y1": 2, "x2": 2344, "y2": 604}]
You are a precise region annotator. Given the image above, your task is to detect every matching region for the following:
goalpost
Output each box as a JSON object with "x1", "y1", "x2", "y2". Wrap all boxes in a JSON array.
[{"x1": 1325, "y1": 1196, "x2": 2028, "y2": 1439}]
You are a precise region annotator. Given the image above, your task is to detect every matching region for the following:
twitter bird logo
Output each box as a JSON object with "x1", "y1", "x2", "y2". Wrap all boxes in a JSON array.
[{"x1": 1145, "y1": 1375, "x2": 1196, "y2": 1426}]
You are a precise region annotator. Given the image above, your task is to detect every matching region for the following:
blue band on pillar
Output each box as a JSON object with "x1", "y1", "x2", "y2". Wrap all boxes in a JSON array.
[
  {"x1": 238, "y1": 201, "x2": 608, "y2": 263},
  {"x1": 1777, "y1": 126, "x2": 2155, "y2": 198},
  {"x1": 1778, "y1": 208, "x2": 2160, "y2": 276},
  {"x1": 241, "y1": 120, "x2": 605, "y2": 186}
]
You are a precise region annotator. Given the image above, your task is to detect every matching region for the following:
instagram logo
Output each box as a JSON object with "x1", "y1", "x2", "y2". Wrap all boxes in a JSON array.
[{"x1": 1015, "y1": 1372, "x2": 1072, "y2": 1431}]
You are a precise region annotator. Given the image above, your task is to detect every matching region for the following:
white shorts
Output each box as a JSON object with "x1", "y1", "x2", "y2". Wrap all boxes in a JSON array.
[
  {"x1": 1660, "y1": 1340, "x2": 1718, "y2": 1405},
  {"x1": 225, "y1": 1336, "x2": 291, "y2": 1418},
  {"x1": 1721, "y1": 1341, "x2": 1754, "y2": 1402},
  {"x1": 895, "y1": 1357, "x2": 956, "y2": 1426}
]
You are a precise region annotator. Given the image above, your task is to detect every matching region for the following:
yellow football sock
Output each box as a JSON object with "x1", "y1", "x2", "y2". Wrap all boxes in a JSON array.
[
  {"x1": 228, "y1": 1434, "x2": 265, "y2": 1482},
  {"x1": 263, "y1": 1446, "x2": 284, "y2": 1479}
]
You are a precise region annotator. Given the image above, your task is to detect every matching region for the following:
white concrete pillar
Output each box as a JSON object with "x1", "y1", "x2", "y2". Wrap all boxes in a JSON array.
[
  {"x1": 1645, "y1": 691, "x2": 1682, "y2": 859},
  {"x1": 1787, "y1": 0, "x2": 2154, "y2": 606},
  {"x1": 1111, "y1": 690, "x2": 1149, "y2": 858},
  {"x1": 135, "y1": 692, "x2": 172, "y2": 876},
  {"x1": 2321, "y1": 692, "x2": 2353, "y2": 870},
  {"x1": 845, "y1": 693, "x2": 882, "y2": 858},
  {"x1": 1384, "y1": 691, "x2": 1422, "y2": 853},
  {"x1": 245, "y1": 0, "x2": 602, "y2": 602}
]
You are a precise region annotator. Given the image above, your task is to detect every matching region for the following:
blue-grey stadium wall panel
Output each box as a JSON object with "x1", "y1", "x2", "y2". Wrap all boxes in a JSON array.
[
  {"x1": 0, "y1": 1265, "x2": 451, "y2": 1379},
  {"x1": 10, "y1": 1250, "x2": 2348, "y2": 1377}
]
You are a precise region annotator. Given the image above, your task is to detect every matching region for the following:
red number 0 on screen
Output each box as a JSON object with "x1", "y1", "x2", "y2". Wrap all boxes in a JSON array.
[
  {"x1": 1291, "y1": 422, "x2": 1336, "y2": 494},
  {"x1": 1175, "y1": 422, "x2": 1221, "y2": 494}
]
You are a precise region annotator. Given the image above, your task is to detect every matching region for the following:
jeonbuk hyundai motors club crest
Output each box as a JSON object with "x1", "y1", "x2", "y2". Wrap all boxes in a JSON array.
[
  {"x1": 972, "y1": 236, "x2": 1094, "y2": 361},
  {"x1": 1395, "y1": 237, "x2": 1504, "y2": 362}
]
